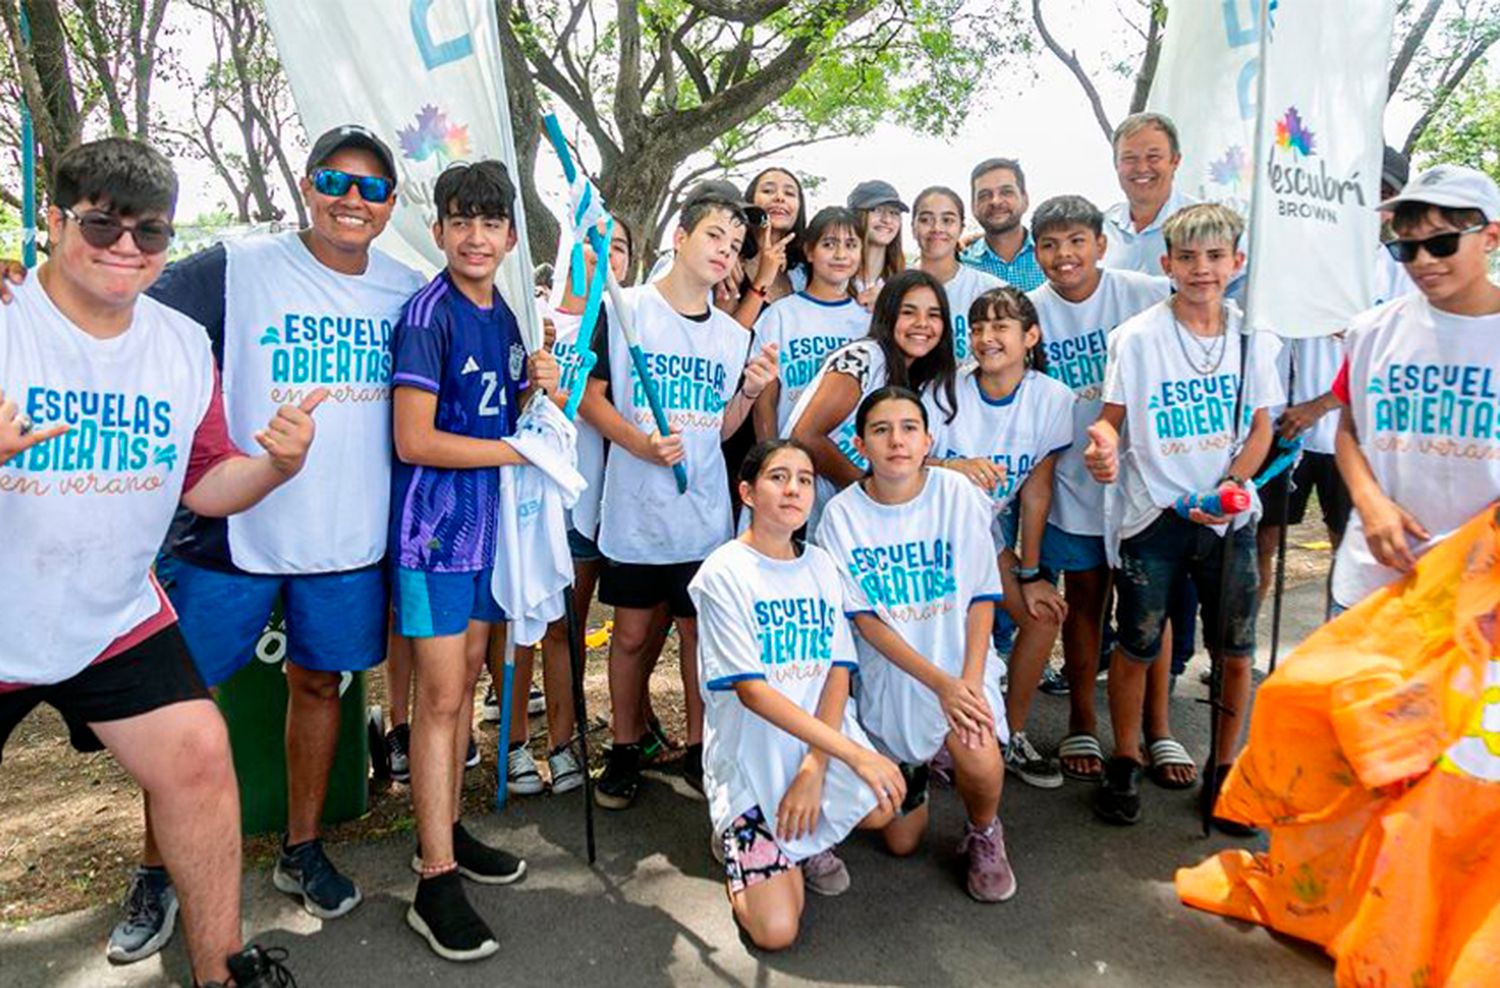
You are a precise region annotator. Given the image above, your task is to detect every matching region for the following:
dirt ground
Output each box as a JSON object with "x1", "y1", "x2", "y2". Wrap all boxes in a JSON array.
[{"x1": 0, "y1": 517, "x2": 1333, "y2": 926}]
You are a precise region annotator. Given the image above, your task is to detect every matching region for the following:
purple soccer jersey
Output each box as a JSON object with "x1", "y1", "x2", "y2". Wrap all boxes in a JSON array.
[{"x1": 390, "y1": 271, "x2": 528, "y2": 572}]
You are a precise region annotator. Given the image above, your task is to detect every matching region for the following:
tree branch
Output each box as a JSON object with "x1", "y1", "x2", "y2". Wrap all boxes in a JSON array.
[
  {"x1": 683, "y1": 0, "x2": 790, "y2": 24},
  {"x1": 1032, "y1": 0, "x2": 1114, "y2": 145},
  {"x1": 1403, "y1": 33, "x2": 1498, "y2": 153},
  {"x1": 1388, "y1": 0, "x2": 1444, "y2": 98},
  {"x1": 1128, "y1": 0, "x2": 1163, "y2": 115}
]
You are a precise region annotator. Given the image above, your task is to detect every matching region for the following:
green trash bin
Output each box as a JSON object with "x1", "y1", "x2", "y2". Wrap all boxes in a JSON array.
[{"x1": 215, "y1": 601, "x2": 370, "y2": 836}]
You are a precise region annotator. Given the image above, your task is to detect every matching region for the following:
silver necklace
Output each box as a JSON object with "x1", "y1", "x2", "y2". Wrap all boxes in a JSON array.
[{"x1": 1171, "y1": 301, "x2": 1227, "y2": 376}]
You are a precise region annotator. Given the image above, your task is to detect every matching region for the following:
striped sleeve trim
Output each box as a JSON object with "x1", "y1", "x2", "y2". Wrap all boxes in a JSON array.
[{"x1": 706, "y1": 672, "x2": 765, "y2": 691}]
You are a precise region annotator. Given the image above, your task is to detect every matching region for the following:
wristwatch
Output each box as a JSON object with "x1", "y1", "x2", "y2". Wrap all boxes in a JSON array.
[{"x1": 1014, "y1": 565, "x2": 1045, "y2": 584}]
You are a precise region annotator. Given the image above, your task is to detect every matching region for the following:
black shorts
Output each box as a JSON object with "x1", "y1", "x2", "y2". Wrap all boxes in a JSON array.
[
  {"x1": 0, "y1": 624, "x2": 210, "y2": 768},
  {"x1": 1258, "y1": 450, "x2": 1351, "y2": 535},
  {"x1": 598, "y1": 559, "x2": 703, "y2": 618}
]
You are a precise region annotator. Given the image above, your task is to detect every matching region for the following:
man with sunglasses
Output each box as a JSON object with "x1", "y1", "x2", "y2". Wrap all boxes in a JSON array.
[
  {"x1": 1330, "y1": 164, "x2": 1500, "y2": 613},
  {"x1": 0, "y1": 138, "x2": 307, "y2": 987},
  {"x1": 85, "y1": 124, "x2": 424, "y2": 953}
]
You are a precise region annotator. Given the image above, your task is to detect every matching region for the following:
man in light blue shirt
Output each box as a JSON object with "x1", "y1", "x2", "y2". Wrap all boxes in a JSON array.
[
  {"x1": 961, "y1": 157, "x2": 1045, "y2": 291},
  {"x1": 1102, "y1": 112, "x2": 1196, "y2": 274}
]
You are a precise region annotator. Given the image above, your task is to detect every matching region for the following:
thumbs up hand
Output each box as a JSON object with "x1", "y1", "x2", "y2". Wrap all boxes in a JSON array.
[
  {"x1": 1083, "y1": 420, "x2": 1119, "y2": 484},
  {"x1": 255, "y1": 387, "x2": 328, "y2": 477}
]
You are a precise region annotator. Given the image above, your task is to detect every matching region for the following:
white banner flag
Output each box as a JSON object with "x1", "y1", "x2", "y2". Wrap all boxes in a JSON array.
[
  {"x1": 1150, "y1": 0, "x2": 1395, "y2": 338},
  {"x1": 262, "y1": 0, "x2": 542, "y2": 348}
]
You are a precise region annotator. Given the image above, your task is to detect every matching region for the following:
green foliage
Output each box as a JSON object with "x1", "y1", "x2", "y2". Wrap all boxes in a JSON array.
[{"x1": 1414, "y1": 59, "x2": 1500, "y2": 185}]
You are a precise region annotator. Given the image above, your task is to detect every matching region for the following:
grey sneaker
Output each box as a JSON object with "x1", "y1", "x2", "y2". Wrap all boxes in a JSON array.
[
  {"x1": 958, "y1": 820, "x2": 1017, "y2": 903},
  {"x1": 385, "y1": 724, "x2": 410, "y2": 783},
  {"x1": 273, "y1": 838, "x2": 361, "y2": 919},
  {"x1": 547, "y1": 744, "x2": 584, "y2": 794},
  {"x1": 1004, "y1": 731, "x2": 1063, "y2": 789},
  {"x1": 507, "y1": 745, "x2": 545, "y2": 796},
  {"x1": 106, "y1": 866, "x2": 177, "y2": 964},
  {"x1": 801, "y1": 849, "x2": 851, "y2": 896}
]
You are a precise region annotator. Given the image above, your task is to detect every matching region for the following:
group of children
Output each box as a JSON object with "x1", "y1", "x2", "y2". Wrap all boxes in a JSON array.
[{"x1": 3, "y1": 106, "x2": 1498, "y2": 980}]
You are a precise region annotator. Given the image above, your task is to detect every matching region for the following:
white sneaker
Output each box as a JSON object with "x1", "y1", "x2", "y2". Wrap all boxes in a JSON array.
[
  {"x1": 528, "y1": 686, "x2": 545, "y2": 716},
  {"x1": 547, "y1": 745, "x2": 584, "y2": 794},
  {"x1": 481, "y1": 684, "x2": 501, "y2": 723},
  {"x1": 506, "y1": 746, "x2": 545, "y2": 795}
]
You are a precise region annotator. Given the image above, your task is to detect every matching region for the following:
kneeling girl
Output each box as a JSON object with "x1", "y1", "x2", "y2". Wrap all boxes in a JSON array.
[
  {"x1": 691, "y1": 439, "x2": 905, "y2": 951},
  {"x1": 816, "y1": 387, "x2": 1016, "y2": 903}
]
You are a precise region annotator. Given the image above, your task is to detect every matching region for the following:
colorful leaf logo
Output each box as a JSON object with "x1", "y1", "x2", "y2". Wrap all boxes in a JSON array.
[
  {"x1": 397, "y1": 105, "x2": 471, "y2": 166},
  {"x1": 1208, "y1": 145, "x2": 1253, "y2": 188},
  {"x1": 1274, "y1": 106, "x2": 1316, "y2": 157}
]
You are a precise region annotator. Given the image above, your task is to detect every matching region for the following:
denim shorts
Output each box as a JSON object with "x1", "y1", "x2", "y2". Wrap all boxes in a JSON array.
[
  {"x1": 1114, "y1": 511, "x2": 1259, "y2": 663},
  {"x1": 997, "y1": 510, "x2": 1107, "y2": 575}
]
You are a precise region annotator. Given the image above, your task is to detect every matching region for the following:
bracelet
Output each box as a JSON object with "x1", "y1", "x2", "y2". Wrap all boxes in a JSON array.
[
  {"x1": 749, "y1": 284, "x2": 769, "y2": 300},
  {"x1": 1014, "y1": 565, "x2": 1044, "y2": 584}
]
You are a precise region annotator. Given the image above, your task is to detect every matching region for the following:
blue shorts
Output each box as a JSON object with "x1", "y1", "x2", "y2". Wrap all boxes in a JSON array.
[
  {"x1": 392, "y1": 566, "x2": 506, "y2": 638},
  {"x1": 160, "y1": 557, "x2": 388, "y2": 688},
  {"x1": 997, "y1": 510, "x2": 1107, "y2": 574}
]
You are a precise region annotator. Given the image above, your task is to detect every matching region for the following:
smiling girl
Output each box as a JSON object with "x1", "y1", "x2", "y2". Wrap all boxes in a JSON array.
[
  {"x1": 815, "y1": 388, "x2": 1016, "y2": 903},
  {"x1": 691, "y1": 439, "x2": 904, "y2": 950},
  {"x1": 913, "y1": 186, "x2": 1005, "y2": 363},
  {"x1": 929, "y1": 288, "x2": 1075, "y2": 790},
  {"x1": 785, "y1": 270, "x2": 959, "y2": 530},
  {"x1": 847, "y1": 179, "x2": 909, "y2": 310},
  {"x1": 752, "y1": 207, "x2": 872, "y2": 442}
]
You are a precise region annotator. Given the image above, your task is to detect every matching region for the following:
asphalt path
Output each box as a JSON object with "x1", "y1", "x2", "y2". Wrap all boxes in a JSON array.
[{"x1": 0, "y1": 581, "x2": 1334, "y2": 987}]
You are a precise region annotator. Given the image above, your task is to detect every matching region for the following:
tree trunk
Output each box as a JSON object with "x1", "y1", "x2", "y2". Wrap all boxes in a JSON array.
[
  {"x1": 10, "y1": 0, "x2": 84, "y2": 199},
  {"x1": 496, "y1": 0, "x2": 558, "y2": 268}
]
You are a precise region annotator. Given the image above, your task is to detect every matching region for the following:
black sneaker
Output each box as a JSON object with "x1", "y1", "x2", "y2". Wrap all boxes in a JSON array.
[
  {"x1": 411, "y1": 821, "x2": 527, "y2": 885},
  {"x1": 454, "y1": 821, "x2": 527, "y2": 884},
  {"x1": 407, "y1": 870, "x2": 499, "y2": 962},
  {"x1": 204, "y1": 944, "x2": 295, "y2": 987},
  {"x1": 1094, "y1": 757, "x2": 1144, "y2": 826},
  {"x1": 386, "y1": 724, "x2": 411, "y2": 783},
  {"x1": 595, "y1": 742, "x2": 642, "y2": 810},
  {"x1": 272, "y1": 838, "x2": 361, "y2": 919},
  {"x1": 1037, "y1": 665, "x2": 1071, "y2": 696},
  {"x1": 683, "y1": 742, "x2": 704, "y2": 796}
]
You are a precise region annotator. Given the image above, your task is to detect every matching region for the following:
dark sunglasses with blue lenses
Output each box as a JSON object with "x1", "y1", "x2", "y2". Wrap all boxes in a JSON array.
[
  {"x1": 1383, "y1": 224, "x2": 1486, "y2": 263},
  {"x1": 311, "y1": 168, "x2": 395, "y2": 204}
]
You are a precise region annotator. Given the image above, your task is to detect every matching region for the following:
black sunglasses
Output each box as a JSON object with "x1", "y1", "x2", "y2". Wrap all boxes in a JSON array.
[
  {"x1": 62, "y1": 207, "x2": 175, "y2": 255},
  {"x1": 1383, "y1": 224, "x2": 1486, "y2": 263},
  {"x1": 311, "y1": 168, "x2": 395, "y2": 204}
]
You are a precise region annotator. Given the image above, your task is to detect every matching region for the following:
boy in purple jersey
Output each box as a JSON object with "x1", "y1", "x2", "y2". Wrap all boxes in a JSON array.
[{"x1": 389, "y1": 161, "x2": 560, "y2": 961}]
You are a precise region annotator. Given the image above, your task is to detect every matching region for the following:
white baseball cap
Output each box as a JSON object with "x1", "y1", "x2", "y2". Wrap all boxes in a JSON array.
[{"x1": 1377, "y1": 164, "x2": 1500, "y2": 222}]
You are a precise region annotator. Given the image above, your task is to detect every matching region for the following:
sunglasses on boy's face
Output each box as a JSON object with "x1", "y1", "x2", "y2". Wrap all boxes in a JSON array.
[
  {"x1": 61, "y1": 207, "x2": 175, "y2": 255},
  {"x1": 1383, "y1": 224, "x2": 1486, "y2": 263},
  {"x1": 310, "y1": 168, "x2": 395, "y2": 204}
]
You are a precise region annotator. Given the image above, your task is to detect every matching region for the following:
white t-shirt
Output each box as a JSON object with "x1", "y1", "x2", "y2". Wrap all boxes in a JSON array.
[
  {"x1": 928, "y1": 368, "x2": 1075, "y2": 544},
  {"x1": 596, "y1": 284, "x2": 748, "y2": 564},
  {"x1": 691, "y1": 540, "x2": 878, "y2": 859},
  {"x1": 549, "y1": 308, "x2": 606, "y2": 538},
  {"x1": 1279, "y1": 335, "x2": 1345, "y2": 456},
  {"x1": 782, "y1": 337, "x2": 889, "y2": 531},
  {"x1": 815, "y1": 468, "x2": 1009, "y2": 764},
  {"x1": 1102, "y1": 301, "x2": 1284, "y2": 557},
  {"x1": 1332, "y1": 294, "x2": 1500, "y2": 608},
  {"x1": 0, "y1": 280, "x2": 215, "y2": 684},
  {"x1": 1028, "y1": 270, "x2": 1171, "y2": 537},
  {"x1": 1102, "y1": 188, "x2": 1196, "y2": 274},
  {"x1": 942, "y1": 265, "x2": 1007, "y2": 364},
  {"x1": 753, "y1": 292, "x2": 870, "y2": 434},
  {"x1": 221, "y1": 233, "x2": 424, "y2": 573}
]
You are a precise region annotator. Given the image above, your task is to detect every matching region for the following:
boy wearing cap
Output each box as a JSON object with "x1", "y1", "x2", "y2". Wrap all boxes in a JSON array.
[
  {"x1": 580, "y1": 183, "x2": 778, "y2": 809},
  {"x1": 96, "y1": 125, "x2": 426, "y2": 950},
  {"x1": 1330, "y1": 164, "x2": 1500, "y2": 612}
]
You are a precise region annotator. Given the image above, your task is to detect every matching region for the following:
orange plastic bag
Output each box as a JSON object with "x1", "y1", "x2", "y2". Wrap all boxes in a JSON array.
[{"x1": 1176, "y1": 506, "x2": 1500, "y2": 988}]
